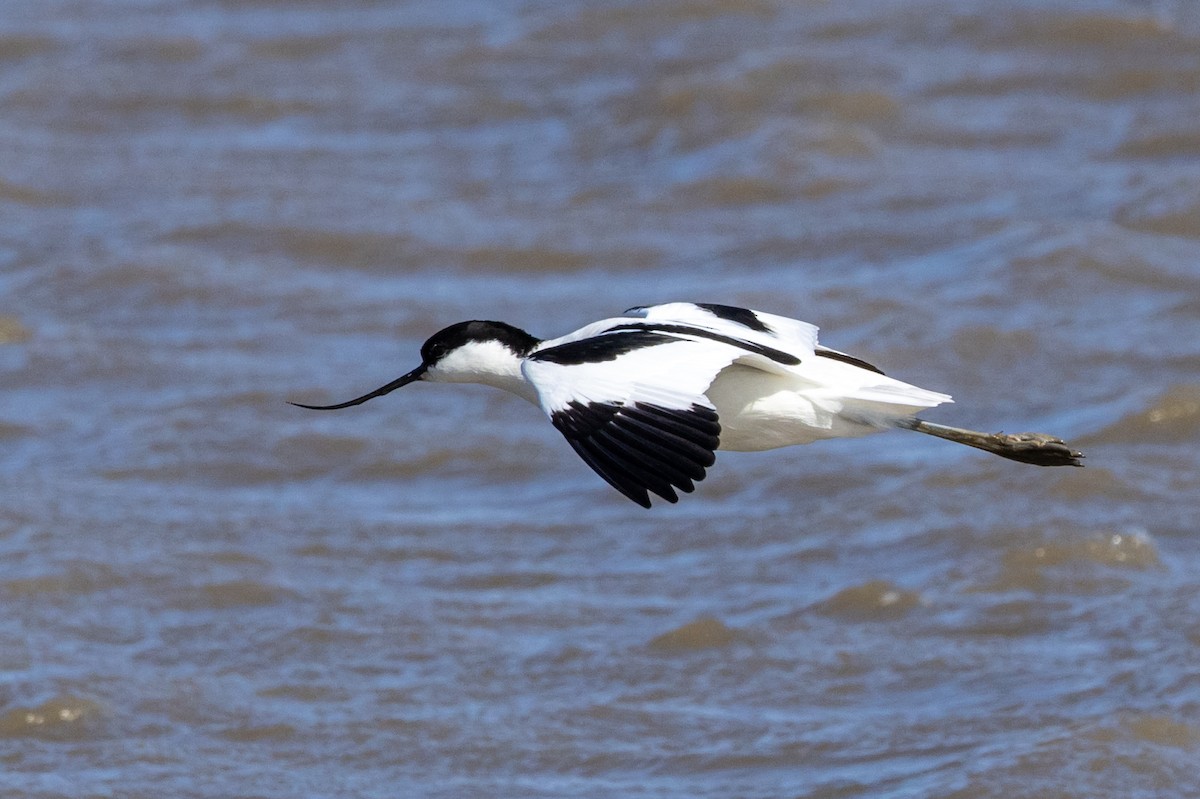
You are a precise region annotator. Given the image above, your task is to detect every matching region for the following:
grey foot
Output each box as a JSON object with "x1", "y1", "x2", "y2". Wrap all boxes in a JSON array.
[{"x1": 987, "y1": 432, "x2": 1085, "y2": 467}]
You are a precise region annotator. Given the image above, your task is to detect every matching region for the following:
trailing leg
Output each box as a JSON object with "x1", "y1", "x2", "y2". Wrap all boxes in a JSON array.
[{"x1": 897, "y1": 418, "x2": 1084, "y2": 467}]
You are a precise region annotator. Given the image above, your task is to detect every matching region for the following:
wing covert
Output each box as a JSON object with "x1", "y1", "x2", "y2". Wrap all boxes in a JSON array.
[
  {"x1": 624, "y1": 302, "x2": 819, "y2": 360},
  {"x1": 524, "y1": 320, "x2": 774, "y2": 506}
]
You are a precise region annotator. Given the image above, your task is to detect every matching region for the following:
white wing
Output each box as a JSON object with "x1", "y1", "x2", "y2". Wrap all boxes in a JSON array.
[
  {"x1": 624, "y1": 302, "x2": 819, "y2": 363},
  {"x1": 523, "y1": 324, "x2": 774, "y2": 508},
  {"x1": 628, "y1": 302, "x2": 951, "y2": 411}
]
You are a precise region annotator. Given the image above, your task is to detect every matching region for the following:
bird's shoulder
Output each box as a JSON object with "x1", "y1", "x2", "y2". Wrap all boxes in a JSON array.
[
  {"x1": 623, "y1": 302, "x2": 819, "y2": 359},
  {"x1": 526, "y1": 302, "x2": 818, "y2": 368}
]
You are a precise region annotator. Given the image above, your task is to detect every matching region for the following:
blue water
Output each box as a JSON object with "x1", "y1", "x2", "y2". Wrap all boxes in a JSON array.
[{"x1": 3, "y1": 1, "x2": 1200, "y2": 797}]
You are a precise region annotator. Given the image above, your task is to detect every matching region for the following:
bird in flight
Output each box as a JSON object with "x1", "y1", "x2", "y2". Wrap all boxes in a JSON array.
[{"x1": 292, "y1": 302, "x2": 1083, "y2": 508}]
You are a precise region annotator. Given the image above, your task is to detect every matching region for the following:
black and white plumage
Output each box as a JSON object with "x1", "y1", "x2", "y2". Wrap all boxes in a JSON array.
[{"x1": 292, "y1": 302, "x2": 1083, "y2": 508}]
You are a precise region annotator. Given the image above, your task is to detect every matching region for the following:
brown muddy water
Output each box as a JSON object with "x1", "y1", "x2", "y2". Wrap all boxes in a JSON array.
[{"x1": 3, "y1": 1, "x2": 1200, "y2": 797}]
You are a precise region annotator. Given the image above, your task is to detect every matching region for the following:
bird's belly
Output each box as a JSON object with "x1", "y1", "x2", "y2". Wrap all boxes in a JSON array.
[{"x1": 705, "y1": 368, "x2": 882, "y2": 452}]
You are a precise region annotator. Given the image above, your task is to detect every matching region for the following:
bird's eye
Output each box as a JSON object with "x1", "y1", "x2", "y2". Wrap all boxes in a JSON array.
[{"x1": 421, "y1": 341, "x2": 443, "y2": 363}]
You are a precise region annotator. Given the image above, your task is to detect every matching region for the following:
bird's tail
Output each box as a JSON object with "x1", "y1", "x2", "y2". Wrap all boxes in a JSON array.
[{"x1": 897, "y1": 418, "x2": 1084, "y2": 467}]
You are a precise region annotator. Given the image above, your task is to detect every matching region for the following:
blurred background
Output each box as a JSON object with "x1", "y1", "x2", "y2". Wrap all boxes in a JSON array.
[{"x1": 3, "y1": 1, "x2": 1200, "y2": 797}]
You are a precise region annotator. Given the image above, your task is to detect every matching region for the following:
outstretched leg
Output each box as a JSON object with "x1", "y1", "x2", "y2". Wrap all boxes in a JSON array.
[{"x1": 897, "y1": 418, "x2": 1084, "y2": 467}]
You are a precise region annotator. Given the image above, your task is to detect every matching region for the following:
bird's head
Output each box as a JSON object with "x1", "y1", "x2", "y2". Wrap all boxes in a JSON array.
[{"x1": 290, "y1": 320, "x2": 540, "y2": 410}]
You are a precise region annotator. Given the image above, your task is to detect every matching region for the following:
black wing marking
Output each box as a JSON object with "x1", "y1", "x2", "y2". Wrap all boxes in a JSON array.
[
  {"x1": 694, "y1": 303, "x2": 772, "y2": 333},
  {"x1": 610, "y1": 323, "x2": 800, "y2": 366},
  {"x1": 532, "y1": 330, "x2": 677, "y2": 365},
  {"x1": 550, "y1": 400, "x2": 721, "y2": 508},
  {"x1": 532, "y1": 320, "x2": 800, "y2": 368},
  {"x1": 814, "y1": 348, "x2": 885, "y2": 375}
]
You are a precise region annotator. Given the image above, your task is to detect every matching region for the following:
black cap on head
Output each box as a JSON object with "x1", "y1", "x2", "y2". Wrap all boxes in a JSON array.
[{"x1": 419, "y1": 320, "x2": 540, "y2": 365}]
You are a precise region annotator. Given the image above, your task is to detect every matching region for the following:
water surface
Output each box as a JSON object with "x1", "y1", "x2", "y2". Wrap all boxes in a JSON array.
[{"x1": 3, "y1": 1, "x2": 1200, "y2": 797}]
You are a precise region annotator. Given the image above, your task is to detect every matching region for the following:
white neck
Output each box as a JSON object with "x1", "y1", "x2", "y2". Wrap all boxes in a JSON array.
[{"x1": 424, "y1": 340, "x2": 539, "y2": 404}]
